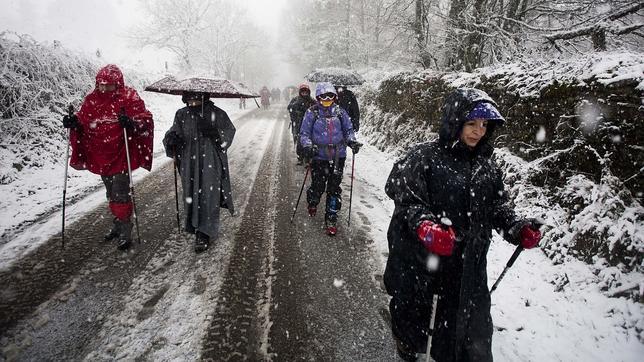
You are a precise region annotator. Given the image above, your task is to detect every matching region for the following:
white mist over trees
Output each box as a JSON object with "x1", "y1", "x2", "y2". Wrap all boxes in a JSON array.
[
  {"x1": 279, "y1": 0, "x2": 643, "y2": 72},
  {"x1": 128, "y1": 0, "x2": 276, "y2": 88}
]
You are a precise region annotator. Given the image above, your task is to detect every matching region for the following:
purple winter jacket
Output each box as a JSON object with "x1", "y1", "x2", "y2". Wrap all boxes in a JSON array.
[{"x1": 299, "y1": 103, "x2": 356, "y2": 160}]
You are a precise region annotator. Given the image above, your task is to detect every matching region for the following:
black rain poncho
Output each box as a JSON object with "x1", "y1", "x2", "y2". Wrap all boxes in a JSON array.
[
  {"x1": 163, "y1": 100, "x2": 235, "y2": 239},
  {"x1": 384, "y1": 88, "x2": 527, "y2": 361}
]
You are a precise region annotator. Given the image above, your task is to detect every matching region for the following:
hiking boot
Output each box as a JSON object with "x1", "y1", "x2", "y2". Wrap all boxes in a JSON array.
[
  {"x1": 296, "y1": 158, "x2": 303, "y2": 166},
  {"x1": 116, "y1": 220, "x2": 133, "y2": 250},
  {"x1": 195, "y1": 231, "x2": 210, "y2": 253},
  {"x1": 308, "y1": 205, "x2": 317, "y2": 217},
  {"x1": 394, "y1": 336, "x2": 416, "y2": 362},
  {"x1": 104, "y1": 220, "x2": 119, "y2": 241},
  {"x1": 326, "y1": 220, "x2": 337, "y2": 236}
]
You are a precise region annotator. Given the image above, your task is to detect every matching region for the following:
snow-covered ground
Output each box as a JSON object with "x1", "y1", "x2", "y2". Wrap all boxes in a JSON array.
[
  {"x1": 352, "y1": 141, "x2": 643, "y2": 361},
  {"x1": 0, "y1": 94, "x2": 252, "y2": 271},
  {"x1": 0, "y1": 100, "x2": 642, "y2": 360}
]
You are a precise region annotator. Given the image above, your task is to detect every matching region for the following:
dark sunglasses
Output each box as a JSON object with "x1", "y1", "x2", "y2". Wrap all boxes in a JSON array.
[{"x1": 318, "y1": 93, "x2": 336, "y2": 101}]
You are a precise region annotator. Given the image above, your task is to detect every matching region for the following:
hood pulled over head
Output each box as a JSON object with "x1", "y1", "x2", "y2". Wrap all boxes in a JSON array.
[
  {"x1": 438, "y1": 88, "x2": 505, "y2": 146},
  {"x1": 95, "y1": 64, "x2": 125, "y2": 89}
]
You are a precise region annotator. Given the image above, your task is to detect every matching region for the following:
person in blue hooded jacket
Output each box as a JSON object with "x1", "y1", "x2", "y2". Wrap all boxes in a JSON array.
[{"x1": 299, "y1": 82, "x2": 362, "y2": 236}]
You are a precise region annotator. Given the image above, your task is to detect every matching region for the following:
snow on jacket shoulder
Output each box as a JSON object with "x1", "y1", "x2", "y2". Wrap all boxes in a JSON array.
[{"x1": 69, "y1": 64, "x2": 154, "y2": 176}]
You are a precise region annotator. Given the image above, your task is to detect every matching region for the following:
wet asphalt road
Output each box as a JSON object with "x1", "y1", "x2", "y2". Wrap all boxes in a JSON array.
[{"x1": 0, "y1": 106, "x2": 397, "y2": 361}]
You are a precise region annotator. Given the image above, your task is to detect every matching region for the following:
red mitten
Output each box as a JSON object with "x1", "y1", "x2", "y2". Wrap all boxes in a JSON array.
[
  {"x1": 520, "y1": 225, "x2": 541, "y2": 249},
  {"x1": 417, "y1": 220, "x2": 456, "y2": 256}
]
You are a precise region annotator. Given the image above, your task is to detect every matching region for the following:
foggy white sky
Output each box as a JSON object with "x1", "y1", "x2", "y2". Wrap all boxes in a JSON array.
[{"x1": 0, "y1": 0, "x2": 288, "y2": 76}]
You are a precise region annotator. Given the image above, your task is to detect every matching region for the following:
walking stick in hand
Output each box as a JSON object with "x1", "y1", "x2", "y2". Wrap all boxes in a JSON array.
[
  {"x1": 490, "y1": 245, "x2": 524, "y2": 294},
  {"x1": 61, "y1": 104, "x2": 73, "y2": 249},
  {"x1": 120, "y1": 107, "x2": 142, "y2": 244},
  {"x1": 426, "y1": 294, "x2": 439, "y2": 362},
  {"x1": 291, "y1": 162, "x2": 311, "y2": 223},
  {"x1": 347, "y1": 151, "x2": 355, "y2": 227}
]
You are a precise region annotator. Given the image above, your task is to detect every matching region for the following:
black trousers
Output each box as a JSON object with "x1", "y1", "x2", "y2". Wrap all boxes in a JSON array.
[
  {"x1": 101, "y1": 173, "x2": 130, "y2": 203},
  {"x1": 306, "y1": 158, "x2": 346, "y2": 222}
]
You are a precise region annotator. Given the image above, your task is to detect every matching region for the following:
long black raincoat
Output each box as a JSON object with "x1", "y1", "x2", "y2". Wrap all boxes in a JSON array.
[
  {"x1": 163, "y1": 100, "x2": 235, "y2": 240},
  {"x1": 384, "y1": 89, "x2": 527, "y2": 361}
]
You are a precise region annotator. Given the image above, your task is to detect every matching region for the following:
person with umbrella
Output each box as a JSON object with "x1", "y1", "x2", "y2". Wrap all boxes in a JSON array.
[
  {"x1": 162, "y1": 92, "x2": 236, "y2": 253},
  {"x1": 299, "y1": 82, "x2": 362, "y2": 236},
  {"x1": 62, "y1": 64, "x2": 154, "y2": 250},
  {"x1": 334, "y1": 85, "x2": 360, "y2": 132},
  {"x1": 383, "y1": 88, "x2": 542, "y2": 361},
  {"x1": 287, "y1": 83, "x2": 316, "y2": 165}
]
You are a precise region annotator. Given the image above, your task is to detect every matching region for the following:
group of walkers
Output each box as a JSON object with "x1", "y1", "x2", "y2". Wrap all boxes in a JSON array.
[
  {"x1": 63, "y1": 64, "x2": 542, "y2": 362},
  {"x1": 259, "y1": 86, "x2": 286, "y2": 109},
  {"x1": 287, "y1": 82, "x2": 362, "y2": 235},
  {"x1": 63, "y1": 64, "x2": 235, "y2": 253}
]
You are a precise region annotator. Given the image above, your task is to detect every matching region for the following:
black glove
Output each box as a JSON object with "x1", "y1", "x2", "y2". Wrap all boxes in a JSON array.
[
  {"x1": 118, "y1": 114, "x2": 136, "y2": 129},
  {"x1": 164, "y1": 131, "x2": 184, "y2": 148},
  {"x1": 62, "y1": 114, "x2": 80, "y2": 129},
  {"x1": 303, "y1": 145, "x2": 318, "y2": 159},
  {"x1": 347, "y1": 140, "x2": 363, "y2": 154}
]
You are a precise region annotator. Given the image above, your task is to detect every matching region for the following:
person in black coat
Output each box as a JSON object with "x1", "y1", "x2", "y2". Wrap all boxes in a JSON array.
[
  {"x1": 335, "y1": 85, "x2": 360, "y2": 132},
  {"x1": 287, "y1": 83, "x2": 316, "y2": 165},
  {"x1": 384, "y1": 88, "x2": 542, "y2": 361}
]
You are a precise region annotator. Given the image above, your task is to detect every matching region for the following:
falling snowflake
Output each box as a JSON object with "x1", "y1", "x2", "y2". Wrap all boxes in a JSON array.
[{"x1": 536, "y1": 126, "x2": 546, "y2": 143}]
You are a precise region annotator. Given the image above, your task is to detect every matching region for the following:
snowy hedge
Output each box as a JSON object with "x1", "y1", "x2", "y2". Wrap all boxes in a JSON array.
[
  {"x1": 0, "y1": 32, "x2": 96, "y2": 185},
  {"x1": 0, "y1": 32, "x2": 151, "y2": 186},
  {"x1": 359, "y1": 53, "x2": 643, "y2": 283}
]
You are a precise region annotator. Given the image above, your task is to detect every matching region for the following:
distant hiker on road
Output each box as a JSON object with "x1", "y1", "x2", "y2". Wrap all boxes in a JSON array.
[
  {"x1": 299, "y1": 82, "x2": 362, "y2": 236},
  {"x1": 384, "y1": 88, "x2": 542, "y2": 361},
  {"x1": 62, "y1": 64, "x2": 154, "y2": 250},
  {"x1": 162, "y1": 92, "x2": 236, "y2": 253},
  {"x1": 272, "y1": 87, "x2": 281, "y2": 103},
  {"x1": 335, "y1": 85, "x2": 360, "y2": 132},
  {"x1": 260, "y1": 86, "x2": 271, "y2": 109},
  {"x1": 287, "y1": 83, "x2": 316, "y2": 165}
]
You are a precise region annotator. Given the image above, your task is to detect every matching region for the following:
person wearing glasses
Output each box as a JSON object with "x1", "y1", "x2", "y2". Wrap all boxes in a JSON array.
[{"x1": 299, "y1": 82, "x2": 362, "y2": 236}]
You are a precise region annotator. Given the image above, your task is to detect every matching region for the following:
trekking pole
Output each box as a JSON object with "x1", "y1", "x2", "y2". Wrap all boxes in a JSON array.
[
  {"x1": 290, "y1": 162, "x2": 310, "y2": 223},
  {"x1": 490, "y1": 245, "x2": 523, "y2": 294},
  {"x1": 173, "y1": 146, "x2": 181, "y2": 233},
  {"x1": 61, "y1": 104, "x2": 73, "y2": 249},
  {"x1": 426, "y1": 294, "x2": 439, "y2": 362},
  {"x1": 120, "y1": 107, "x2": 142, "y2": 244},
  {"x1": 347, "y1": 151, "x2": 355, "y2": 227}
]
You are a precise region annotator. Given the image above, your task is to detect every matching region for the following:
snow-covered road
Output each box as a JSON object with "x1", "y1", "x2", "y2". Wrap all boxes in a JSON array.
[{"x1": 0, "y1": 99, "x2": 641, "y2": 361}]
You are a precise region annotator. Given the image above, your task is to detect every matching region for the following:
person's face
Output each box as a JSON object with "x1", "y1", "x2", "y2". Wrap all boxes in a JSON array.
[
  {"x1": 98, "y1": 83, "x2": 116, "y2": 93},
  {"x1": 299, "y1": 89, "x2": 310, "y2": 97},
  {"x1": 460, "y1": 119, "x2": 488, "y2": 147},
  {"x1": 318, "y1": 93, "x2": 336, "y2": 107},
  {"x1": 187, "y1": 99, "x2": 202, "y2": 107}
]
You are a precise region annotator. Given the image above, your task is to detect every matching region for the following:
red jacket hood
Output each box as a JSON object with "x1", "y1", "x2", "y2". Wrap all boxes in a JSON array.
[{"x1": 95, "y1": 64, "x2": 125, "y2": 89}]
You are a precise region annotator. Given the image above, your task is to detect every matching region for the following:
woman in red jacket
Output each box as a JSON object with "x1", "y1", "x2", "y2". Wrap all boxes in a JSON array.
[{"x1": 62, "y1": 64, "x2": 154, "y2": 250}]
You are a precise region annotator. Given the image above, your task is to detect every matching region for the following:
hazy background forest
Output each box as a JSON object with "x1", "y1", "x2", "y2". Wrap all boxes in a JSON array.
[{"x1": 118, "y1": 0, "x2": 644, "y2": 88}]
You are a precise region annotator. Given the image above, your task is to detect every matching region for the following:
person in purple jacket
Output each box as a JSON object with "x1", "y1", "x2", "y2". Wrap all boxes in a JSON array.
[{"x1": 300, "y1": 82, "x2": 362, "y2": 236}]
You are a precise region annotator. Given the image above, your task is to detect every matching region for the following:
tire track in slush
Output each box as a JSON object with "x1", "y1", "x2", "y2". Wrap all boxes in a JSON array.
[
  {"x1": 200, "y1": 114, "x2": 287, "y2": 361},
  {"x1": 0, "y1": 111, "x2": 264, "y2": 360}
]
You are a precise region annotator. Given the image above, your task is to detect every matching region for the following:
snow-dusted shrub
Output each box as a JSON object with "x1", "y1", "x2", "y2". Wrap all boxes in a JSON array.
[
  {"x1": 0, "y1": 32, "x2": 96, "y2": 184},
  {"x1": 359, "y1": 52, "x2": 644, "y2": 276}
]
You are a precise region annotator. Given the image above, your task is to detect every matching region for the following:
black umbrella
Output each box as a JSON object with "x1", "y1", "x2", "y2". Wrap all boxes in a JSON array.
[
  {"x1": 304, "y1": 67, "x2": 365, "y2": 86},
  {"x1": 145, "y1": 76, "x2": 259, "y2": 98}
]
